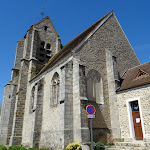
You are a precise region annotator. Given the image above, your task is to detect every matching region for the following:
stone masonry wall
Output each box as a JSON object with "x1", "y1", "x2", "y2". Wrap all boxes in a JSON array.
[
  {"x1": 75, "y1": 13, "x2": 140, "y2": 140},
  {"x1": 39, "y1": 61, "x2": 74, "y2": 149},
  {"x1": 11, "y1": 39, "x2": 24, "y2": 80},
  {"x1": 22, "y1": 84, "x2": 36, "y2": 147},
  {"x1": 14, "y1": 39, "x2": 25, "y2": 68},
  {"x1": 116, "y1": 85, "x2": 150, "y2": 142},
  {"x1": 6, "y1": 85, "x2": 18, "y2": 145},
  {"x1": 0, "y1": 84, "x2": 17, "y2": 145},
  {"x1": 34, "y1": 17, "x2": 60, "y2": 56},
  {"x1": 10, "y1": 60, "x2": 29, "y2": 145},
  {"x1": 22, "y1": 57, "x2": 74, "y2": 149},
  {"x1": 32, "y1": 79, "x2": 44, "y2": 147},
  {"x1": 39, "y1": 66, "x2": 65, "y2": 149},
  {"x1": 10, "y1": 30, "x2": 32, "y2": 145},
  {"x1": 64, "y1": 61, "x2": 74, "y2": 148}
]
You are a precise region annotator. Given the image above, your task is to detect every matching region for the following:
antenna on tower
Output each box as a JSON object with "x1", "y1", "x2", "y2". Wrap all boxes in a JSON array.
[{"x1": 41, "y1": 7, "x2": 44, "y2": 19}]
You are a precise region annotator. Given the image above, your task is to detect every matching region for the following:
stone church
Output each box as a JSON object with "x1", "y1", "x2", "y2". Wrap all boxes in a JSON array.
[{"x1": 0, "y1": 10, "x2": 150, "y2": 149}]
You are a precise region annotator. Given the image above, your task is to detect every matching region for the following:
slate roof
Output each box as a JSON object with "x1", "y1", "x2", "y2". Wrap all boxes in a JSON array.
[
  {"x1": 119, "y1": 61, "x2": 150, "y2": 91},
  {"x1": 30, "y1": 10, "x2": 113, "y2": 81}
]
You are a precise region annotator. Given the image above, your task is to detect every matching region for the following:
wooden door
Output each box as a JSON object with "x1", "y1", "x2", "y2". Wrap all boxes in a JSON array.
[
  {"x1": 132, "y1": 111, "x2": 143, "y2": 140},
  {"x1": 131, "y1": 101, "x2": 143, "y2": 140}
]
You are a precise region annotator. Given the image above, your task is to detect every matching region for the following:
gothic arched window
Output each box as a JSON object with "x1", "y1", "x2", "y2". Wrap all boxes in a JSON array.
[
  {"x1": 30, "y1": 86, "x2": 35, "y2": 113},
  {"x1": 46, "y1": 43, "x2": 52, "y2": 58},
  {"x1": 87, "y1": 70, "x2": 104, "y2": 104},
  {"x1": 52, "y1": 73, "x2": 60, "y2": 105}
]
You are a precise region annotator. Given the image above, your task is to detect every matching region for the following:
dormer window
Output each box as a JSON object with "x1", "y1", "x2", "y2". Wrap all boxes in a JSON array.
[{"x1": 135, "y1": 69, "x2": 148, "y2": 78}]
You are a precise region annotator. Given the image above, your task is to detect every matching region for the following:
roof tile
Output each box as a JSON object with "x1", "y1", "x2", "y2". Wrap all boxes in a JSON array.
[{"x1": 119, "y1": 61, "x2": 150, "y2": 91}]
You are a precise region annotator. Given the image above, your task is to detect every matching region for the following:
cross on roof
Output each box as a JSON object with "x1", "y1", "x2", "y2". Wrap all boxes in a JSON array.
[{"x1": 41, "y1": 7, "x2": 44, "y2": 19}]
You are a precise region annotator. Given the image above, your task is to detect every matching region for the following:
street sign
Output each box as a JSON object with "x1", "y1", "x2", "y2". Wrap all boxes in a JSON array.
[
  {"x1": 87, "y1": 115, "x2": 95, "y2": 118},
  {"x1": 86, "y1": 105, "x2": 96, "y2": 150},
  {"x1": 86, "y1": 105, "x2": 96, "y2": 115}
]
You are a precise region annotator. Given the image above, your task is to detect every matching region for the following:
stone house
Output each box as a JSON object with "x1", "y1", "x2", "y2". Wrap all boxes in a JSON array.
[
  {"x1": 117, "y1": 62, "x2": 150, "y2": 142},
  {"x1": 0, "y1": 10, "x2": 149, "y2": 149}
]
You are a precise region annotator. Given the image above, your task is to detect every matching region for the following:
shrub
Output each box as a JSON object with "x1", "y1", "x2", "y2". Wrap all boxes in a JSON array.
[
  {"x1": 93, "y1": 137, "x2": 114, "y2": 150},
  {"x1": 99, "y1": 137, "x2": 114, "y2": 146},
  {"x1": 0, "y1": 146, "x2": 7, "y2": 150},
  {"x1": 66, "y1": 142, "x2": 82, "y2": 150},
  {"x1": 9, "y1": 146, "x2": 27, "y2": 150},
  {"x1": 29, "y1": 148, "x2": 50, "y2": 150},
  {"x1": 93, "y1": 141, "x2": 104, "y2": 149}
]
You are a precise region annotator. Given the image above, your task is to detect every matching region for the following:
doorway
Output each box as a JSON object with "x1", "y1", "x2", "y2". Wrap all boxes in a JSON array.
[
  {"x1": 127, "y1": 98, "x2": 145, "y2": 141},
  {"x1": 130, "y1": 100, "x2": 143, "y2": 140}
]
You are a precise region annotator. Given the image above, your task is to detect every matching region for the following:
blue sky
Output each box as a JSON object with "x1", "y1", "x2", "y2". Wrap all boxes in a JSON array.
[{"x1": 0, "y1": 0, "x2": 150, "y2": 106}]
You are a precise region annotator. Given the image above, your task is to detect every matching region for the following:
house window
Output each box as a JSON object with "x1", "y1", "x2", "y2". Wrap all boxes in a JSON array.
[
  {"x1": 52, "y1": 72, "x2": 60, "y2": 105},
  {"x1": 87, "y1": 70, "x2": 104, "y2": 104}
]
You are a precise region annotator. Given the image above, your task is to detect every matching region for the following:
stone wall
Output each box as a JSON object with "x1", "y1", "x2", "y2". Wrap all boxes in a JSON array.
[
  {"x1": 10, "y1": 60, "x2": 29, "y2": 145},
  {"x1": 11, "y1": 38, "x2": 25, "y2": 80},
  {"x1": 32, "y1": 80, "x2": 44, "y2": 147},
  {"x1": 75, "y1": 13, "x2": 140, "y2": 141},
  {"x1": 22, "y1": 55, "x2": 74, "y2": 149},
  {"x1": 64, "y1": 61, "x2": 74, "y2": 147},
  {"x1": 39, "y1": 60, "x2": 74, "y2": 149},
  {"x1": 116, "y1": 85, "x2": 150, "y2": 142},
  {"x1": 0, "y1": 84, "x2": 17, "y2": 145}
]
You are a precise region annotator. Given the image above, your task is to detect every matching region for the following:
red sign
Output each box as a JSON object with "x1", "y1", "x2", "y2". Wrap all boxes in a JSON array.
[{"x1": 86, "y1": 105, "x2": 96, "y2": 115}]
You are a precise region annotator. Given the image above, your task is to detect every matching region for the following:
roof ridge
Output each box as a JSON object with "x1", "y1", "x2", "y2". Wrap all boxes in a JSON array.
[
  {"x1": 127, "y1": 61, "x2": 150, "y2": 71},
  {"x1": 63, "y1": 10, "x2": 113, "y2": 48},
  {"x1": 33, "y1": 16, "x2": 50, "y2": 26},
  {"x1": 30, "y1": 10, "x2": 114, "y2": 82}
]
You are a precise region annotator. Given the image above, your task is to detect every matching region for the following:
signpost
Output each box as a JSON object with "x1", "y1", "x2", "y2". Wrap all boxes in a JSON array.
[{"x1": 86, "y1": 105, "x2": 96, "y2": 150}]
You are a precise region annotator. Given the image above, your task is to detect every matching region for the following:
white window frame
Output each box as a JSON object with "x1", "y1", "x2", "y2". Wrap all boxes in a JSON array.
[{"x1": 126, "y1": 97, "x2": 145, "y2": 141}]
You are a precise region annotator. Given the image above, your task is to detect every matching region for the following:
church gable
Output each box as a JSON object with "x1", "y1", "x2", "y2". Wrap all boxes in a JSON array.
[
  {"x1": 33, "y1": 16, "x2": 59, "y2": 37},
  {"x1": 75, "y1": 11, "x2": 140, "y2": 79}
]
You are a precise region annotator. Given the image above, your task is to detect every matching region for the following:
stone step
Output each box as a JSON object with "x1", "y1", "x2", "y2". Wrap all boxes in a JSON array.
[
  {"x1": 83, "y1": 142, "x2": 150, "y2": 150},
  {"x1": 115, "y1": 142, "x2": 150, "y2": 147},
  {"x1": 107, "y1": 148, "x2": 120, "y2": 150},
  {"x1": 108, "y1": 147, "x2": 150, "y2": 150},
  {"x1": 106, "y1": 142, "x2": 150, "y2": 150}
]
